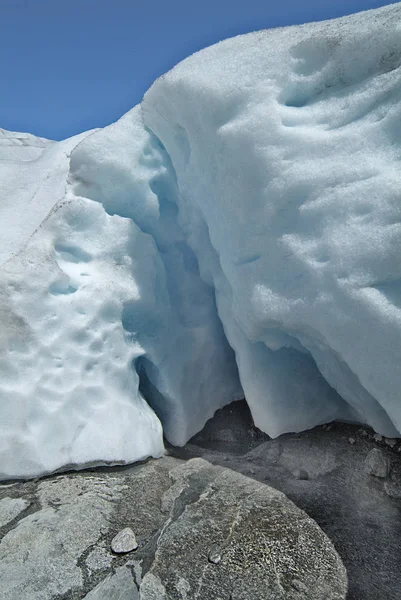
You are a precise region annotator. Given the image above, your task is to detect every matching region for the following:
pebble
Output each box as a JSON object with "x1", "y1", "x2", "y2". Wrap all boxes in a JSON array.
[
  {"x1": 208, "y1": 545, "x2": 221, "y2": 564},
  {"x1": 111, "y1": 528, "x2": 138, "y2": 554},
  {"x1": 292, "y1": 579, "x2": 308, "y2": 593},
  {"x1": 384, "y1": 481, "x2": 401, "y2": 499},
  {"x1": 349, "y1": 437, "x2": 356, "y2": 445},
  {"x1": 294, "y1": 469, "x2": 309, "y2": 481},
  {"x1": 373, "y1": 433, "x2": 383, "y2": 443},
  {"x1": 364, "y1": 449, "x2": 390, "y2": 478},
  {"x1": 385, "y1": 438, "x2": 397, "y2": 448}
]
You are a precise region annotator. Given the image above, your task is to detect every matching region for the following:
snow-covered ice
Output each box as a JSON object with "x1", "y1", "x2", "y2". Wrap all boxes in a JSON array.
[{"x1": 1, "y1": 2, "x2": 401, "y2": 478}]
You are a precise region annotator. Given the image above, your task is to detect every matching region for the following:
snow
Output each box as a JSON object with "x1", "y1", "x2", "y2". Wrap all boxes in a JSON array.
[
  {"x1": 1, "y1": 2, "x2": 401, "y2": 478},
  {"x1": 0, "y1": 128, "x2": 53, "y2": 162},
  {"x1": 0, "y1": 126, "x2": 163, "y2": 479}
]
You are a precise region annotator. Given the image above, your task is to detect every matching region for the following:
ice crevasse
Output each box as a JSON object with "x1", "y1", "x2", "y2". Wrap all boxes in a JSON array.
[{"x1": 1, "y1": 3, "x2": 401, "y2": 478}]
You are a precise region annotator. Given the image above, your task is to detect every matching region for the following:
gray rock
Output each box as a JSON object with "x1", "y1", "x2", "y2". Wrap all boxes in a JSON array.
[
  {"x1": 0, "y1": 474, "x2": 126, "y2": 600},
  {"x1": 171, "y1": 401, "x2": 401, "y2": 600},
  {"x1": 111, "y1": 528, "x2": 138, "y2": 554},
  {"x1": 348, "y1": 438, "x2": 356, "y2": 445},
  {"x1": 86, "y1": 546, "x2": 114, "y2": 571},
  {"x1": 294, "y1": 468, "x2": 309, "y2": 480},
  {"x1": 141, "y1": 458, "x2": 347, "y2": 600},
  {"x1": 384, "y1": 481, "x2": 401, "y2": 499},
  {"x1": 208, "y1": 544, "x2": 222, "y2": 564},
  {"x1": 0, "y1": 497, "x2": 29, "y2": 528},
  {"x1": 385, "y1": 438, "x2": 397, "y2": 448},
  {"x1": 364, "y1": 449, "x2": 390, "y2": 478},
  {"x1": 292, "y1": 579, "x2": 309, "y2": 593},
  {"x1": 216, "y1": 428, "x2": 237, "y2": 443},
  {"x1": 373, "y1": 433, "x2": 383, "y2": 443},
  {"x1": 140, "y1": 573, "x2": 167, "y2": 599},
  {"x1": 0, "y1": 456, "x2": 346, "y2": 600},
  {"x1": 83, "y1": 566, "x2": 138, "y2": 599}
]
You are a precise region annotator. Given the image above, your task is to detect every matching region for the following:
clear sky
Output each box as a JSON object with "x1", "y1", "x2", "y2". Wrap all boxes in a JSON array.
[{"x1": 1, "y1": 0, "x2": 397, "y2": 140}]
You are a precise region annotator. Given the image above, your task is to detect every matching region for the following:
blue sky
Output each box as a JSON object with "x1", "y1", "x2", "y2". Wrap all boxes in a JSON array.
[{"x1": 1, "y1": 0, "x2": 397, "y2": 140}]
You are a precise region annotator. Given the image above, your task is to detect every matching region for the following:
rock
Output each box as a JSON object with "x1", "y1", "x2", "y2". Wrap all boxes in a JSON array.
[
  {"x1": 385, "y1": 438, "x2": 397, "y2": 448},
  {"x1": 384, "y1": 481, "x2": 401, "y2": 499},
  {"x1": 140, "y1": 458, "x2": 347, "y2": 599},
  {"x1": 364, "y1": 449, "x2": 390, "y2": 478},
  {"x1": 83, "y1": 566, "x2": 138, "y2": 599},
  {"x1": 86, "y1": 547, "x2": 114, "y2": 572},
  {"x1": 292, "y1": 579, "x2": 309, "y2": 593},
  {"x1": 111, "y1": 528, "x2": 138, "y2": 554},
  {"x1": 0, "y1": 456, "x2": 346, "y2": 600},
  {"x1": 348, "y1": 438, "x2": 356, "y2": 445},
  {"x1": 373, "y1": 434, "x2": 383, "y2": 443},
  {"x1": 294, "y1": 468, "x2": 309, "y2": 480},
  {"x1": 216, "y1": 429, "x2": 237, "y2": 443},
  {"x1": 0, "y1": 497, "x2": 29, "y2": 528},
  {"x1": 140, "y1": 573, "x2": 167, "y2": 600},
  {"x1": 208, "y1": 544, "x2": 222, "y2": 564},
  {"x1": 0, "y1": 474, "x2": 127, "y2": 599}
]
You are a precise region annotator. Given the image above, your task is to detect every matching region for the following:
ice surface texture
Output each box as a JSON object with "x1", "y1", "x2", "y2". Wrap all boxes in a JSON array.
[{"x1": 1, "y1": 3, "x2": 401, "y2": 478}]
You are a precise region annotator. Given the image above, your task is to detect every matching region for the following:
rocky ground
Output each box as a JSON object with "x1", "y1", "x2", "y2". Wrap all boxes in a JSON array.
[
  {"x1": 171, "y1": 401, "x2": 401, "y2": 600},
  {"x1": 1, "y1": 400, "x2": 400, "y2": 599}
]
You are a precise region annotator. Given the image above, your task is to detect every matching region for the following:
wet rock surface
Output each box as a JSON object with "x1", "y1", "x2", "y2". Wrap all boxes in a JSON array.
[{"x1": 0, "y1": 449, "x2": 346, "y2": 599}]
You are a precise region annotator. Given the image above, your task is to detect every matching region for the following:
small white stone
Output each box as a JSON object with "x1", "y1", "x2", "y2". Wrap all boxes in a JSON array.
[
  {"x1": 111, "y1": 528, "x2": 138, "y2": 554},
  {"x1": 348, "y1": 437, "x2": 356, "y2": 445}
]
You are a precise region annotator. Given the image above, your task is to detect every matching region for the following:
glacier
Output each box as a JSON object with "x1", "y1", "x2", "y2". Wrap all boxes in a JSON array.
[{"x1": 1, "y1": 2, "x2": 401, "y2": 479}]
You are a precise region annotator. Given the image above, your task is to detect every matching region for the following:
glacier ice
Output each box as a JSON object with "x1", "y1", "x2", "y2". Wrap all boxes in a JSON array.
[{"x1": 1, "y1": 2, "x2": 401, "y2": 478}]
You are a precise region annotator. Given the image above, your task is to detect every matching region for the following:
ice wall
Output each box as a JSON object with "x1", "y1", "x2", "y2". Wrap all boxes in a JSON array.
[
  {"x1": 142, "y1": 2, "x2": 401, "y2": 437},
  {"x1": 1, "y1": 3, "x2": 401, "y2": 479}
]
